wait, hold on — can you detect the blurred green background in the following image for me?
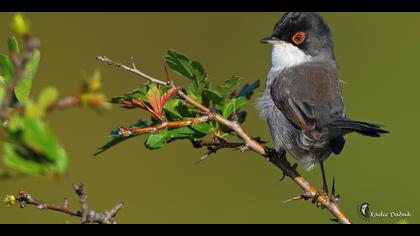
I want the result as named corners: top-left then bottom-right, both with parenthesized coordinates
top-left (0, 12), bottom-right (417, 224)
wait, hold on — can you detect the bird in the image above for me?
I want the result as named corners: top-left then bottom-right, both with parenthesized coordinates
top-left (258, 12), bottom-right (388, 194)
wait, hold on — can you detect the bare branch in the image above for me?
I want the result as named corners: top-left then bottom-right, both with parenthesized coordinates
top-left (97, 56), bottom-right (168, 86)
top-left (97, 56), bottom-right (352, 224)
top-left (8, 183), bottom-right (123, 224)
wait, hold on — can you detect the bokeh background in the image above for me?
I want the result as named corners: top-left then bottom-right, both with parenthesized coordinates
top-left (0, 12), bottom-right (417, 224)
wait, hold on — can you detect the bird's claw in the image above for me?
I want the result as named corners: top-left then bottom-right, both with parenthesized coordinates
top-left (329, 177), bottom-right (340, 203)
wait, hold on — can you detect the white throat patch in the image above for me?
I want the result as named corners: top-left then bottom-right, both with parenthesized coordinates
top-left (271, 42), bottom-right (312, 72)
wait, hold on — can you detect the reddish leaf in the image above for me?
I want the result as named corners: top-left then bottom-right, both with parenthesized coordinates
top-left (131, 98), bottom-right (146, 108)
top-left (160, 87), bottom-right (177, 107)
top-left (147, 85), bottom-right (163, 118)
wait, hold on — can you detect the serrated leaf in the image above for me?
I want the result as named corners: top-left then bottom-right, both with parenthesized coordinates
top-left (237, 80), bottom-right (260, 99)
top-left (164, 50), bottom-right (208, 99)
top-left (161, 87), bottom-right (177, 107)
top-left (8, 36), bottom-right (20, 55)
top-left (164, 50), bottom-right (206, 82)
top-left (147, 84), bottom-right (162, 117)
top-left (14, 49), bottom-right (41, 103)
top-left (222, 96), bottom-right (248, 118)
top-left (0, 54), bottom-right (15, 82)
top-left (216, 75), bottom-right (242, 99)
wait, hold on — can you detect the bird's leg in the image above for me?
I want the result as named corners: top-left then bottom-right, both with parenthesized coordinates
top-left (319, 160), bottom-right (329, 195)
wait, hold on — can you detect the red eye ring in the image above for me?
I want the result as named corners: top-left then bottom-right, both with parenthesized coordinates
top-left (292, 31), bottom-right (305, 45)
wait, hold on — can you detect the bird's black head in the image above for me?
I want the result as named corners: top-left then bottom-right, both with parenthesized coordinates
top-left (261, 12), bottom-right (335, 60)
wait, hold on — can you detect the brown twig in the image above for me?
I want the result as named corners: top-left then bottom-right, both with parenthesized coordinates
top-left (117, 115), bottom-right (211, 137)
top-left (10, 183), bottom-right (124, 224)
top-left (97, 56), bottom-right (352, 224)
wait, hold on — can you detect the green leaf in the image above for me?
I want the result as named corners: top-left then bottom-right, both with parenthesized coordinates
top-left (14, 49), bottom-right (41, 103)
top-left (8, 36), bottom-right (20, 55)
top-left (164, 50), bottom-right (206, 82)
top-left (202, 88), bottom-right (224, 108)
top-left (145, 123), bottom-right (211, 150)
top-left (95, 120), bottom-right (149, 156)
top-left (4, 117), bottom-right (68, 175)
top-left (38, 86), bottom-right (58, 110)
top-left (237, 80), bottom-right (261, 99)
top-left (144, 129), bottom-right (172, 150)
top-left (189, 122), bottom-right (212, 136)
top-left (216, 75), bottom-right (242, 99)
top-left (3, 143), bottom-right (44, 175)
top-left (164, 50), bottom-right (208, 99)
top-left (110, 85), bottom-right (149, 105)
top-left (0, 54), bottom-right (15, 82)
top-left (222, 96), bottom-right (248, 118)
top-left (163, 98), bottom-right (183, 119)
top-left (25, 86), bottom-right (59, 118)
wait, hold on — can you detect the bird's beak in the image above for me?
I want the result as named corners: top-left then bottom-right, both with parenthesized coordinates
top-left (260, 36), bottom-right (281, 44)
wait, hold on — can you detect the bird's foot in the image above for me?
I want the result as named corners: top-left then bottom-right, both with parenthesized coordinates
top-left (314, 178), bottom-right (341, 207)
top-left (311, 190), bottom-right (329, 209)
top-left (329, 177), bottom-right (340, 203)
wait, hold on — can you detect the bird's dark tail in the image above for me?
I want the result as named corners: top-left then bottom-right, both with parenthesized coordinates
top-left (330, 119), bottom-right (389, 137)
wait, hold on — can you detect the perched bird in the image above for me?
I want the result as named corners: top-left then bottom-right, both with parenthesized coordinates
top-left (258, 12), bottom-right (388, 193)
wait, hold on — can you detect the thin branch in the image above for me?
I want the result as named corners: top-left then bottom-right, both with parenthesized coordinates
top-left (8, 183), bottom-right (123, 224)
top-left (97, 56), bottom-right (352, 224)
top-left (117, 115), bottom-right (211, 137)
top-left (46, 95), bottom-right (105, 113)
top-left (47, 96), bottom-right (80, 112)
top-left (97, 56), bottom-right (168, 86)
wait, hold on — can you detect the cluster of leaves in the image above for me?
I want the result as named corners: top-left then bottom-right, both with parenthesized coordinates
top-left (0, 15), bottom-right (109, 178)
top-left (97, 50), bottom-right (260, 154)
top-left (0, 15), bottom-right (61, 176)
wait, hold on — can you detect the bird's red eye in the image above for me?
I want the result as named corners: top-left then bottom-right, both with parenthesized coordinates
top-left (292, 31), bottom-right (305, 45)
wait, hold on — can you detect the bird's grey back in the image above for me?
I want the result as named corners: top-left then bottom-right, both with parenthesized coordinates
top-left (271, 61), bottom-right (345, 128)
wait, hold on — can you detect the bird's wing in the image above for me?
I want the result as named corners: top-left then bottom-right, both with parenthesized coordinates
top-left (270, 61), bottom-right (345, 140)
